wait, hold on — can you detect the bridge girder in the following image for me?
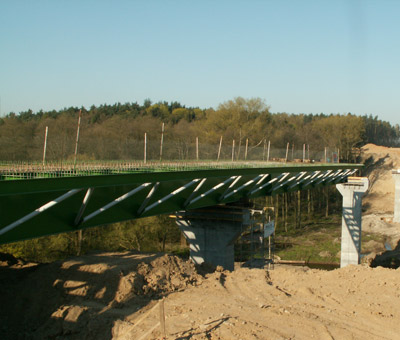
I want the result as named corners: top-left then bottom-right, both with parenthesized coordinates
top-left (0, 164), bottom-right (362, 244)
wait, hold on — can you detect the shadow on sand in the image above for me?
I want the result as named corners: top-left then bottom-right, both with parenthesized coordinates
top-left (0, 251), bottom-right (171, 340)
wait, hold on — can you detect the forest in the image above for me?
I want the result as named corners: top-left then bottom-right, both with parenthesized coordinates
top-left (0, 97), bottom-right (399, 262)
top-left (1, 97), bottom-right (399, 163)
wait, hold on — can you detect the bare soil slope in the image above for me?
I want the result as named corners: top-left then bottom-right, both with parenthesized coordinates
top-left (1, 252), bottom-right (400, 340)
top-left (359, 144), bottom-right (400, 249)
top-left (361, 143), bottom-right (400, 214)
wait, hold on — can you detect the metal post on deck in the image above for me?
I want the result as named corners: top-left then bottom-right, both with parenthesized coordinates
top-left (74, 110), bottom-right (82, 170)
top-left (160, 123), bottom-right (164, 161)
top-left (245, 138), bottom-right (249, 160)
top-left (144, 132), bottom-right (147, 164)
top-left (285, 142), bottom-right (289, 163)
top-left (42, 126), bottom-right (48, 166)
top-left (217, 136), bottom-right (223, 161)
top-left (196, 137), bottom-right (199, 161)
top-left (263, 139), bottom-right (266, 161)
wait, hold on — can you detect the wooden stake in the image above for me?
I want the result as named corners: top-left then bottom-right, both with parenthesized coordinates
top-left (128, 301), bottom-right (162, 340)
top-left (160, 123), bottom-right (164, 161)
top-left (42, 126), bottom-right (48, 166)
top-left (74, 110), bottom-right (82, 169)
top-left (232, 139), bottom-right (235, 162)
top-left (237, 129), bottom-right (242, 160)
top-left (285, 142), bottom-right (289, 163)
top-left (324, 147), bottom-right (327, 163)
top-left (144, 132), bottom-right (147, 164)
top-left (196, 137), bottom-right (199, 161)
top-left (267, 140), bottom-right (271, 162)
top-left (217, 136), bottom-right (222, 161)
top-left (263, 139), bottom-right (266, 161)
top-left (307, 144), bottom-right (310, 161)
top-left (244, 138), bottom-right (249, 160)
top-left (303, 144), bottom-right (305, 162)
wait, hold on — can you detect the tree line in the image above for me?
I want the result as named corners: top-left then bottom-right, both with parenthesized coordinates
top-left (1, 97), bottom-right (399, 162)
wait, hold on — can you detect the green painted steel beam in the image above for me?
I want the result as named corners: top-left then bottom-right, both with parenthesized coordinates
top-left (0, 163), bottom-right (363, 244)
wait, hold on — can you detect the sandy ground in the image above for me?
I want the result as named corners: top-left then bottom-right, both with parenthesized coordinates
top-left (1, 252), bottom-right (400, 340)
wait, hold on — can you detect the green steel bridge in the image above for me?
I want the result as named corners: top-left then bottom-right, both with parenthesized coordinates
top-left (0, 161), bottom-right (363, 245)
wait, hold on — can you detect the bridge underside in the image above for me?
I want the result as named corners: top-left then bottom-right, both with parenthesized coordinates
top-left (0, 164), bottom-right (361, 245)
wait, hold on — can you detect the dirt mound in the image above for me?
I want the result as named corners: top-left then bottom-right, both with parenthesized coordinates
top-left (117, 254), bottom-right (202, 301)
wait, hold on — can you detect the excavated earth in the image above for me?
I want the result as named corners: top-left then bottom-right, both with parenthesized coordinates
top-left (1, 252), bottom-right (400, 340)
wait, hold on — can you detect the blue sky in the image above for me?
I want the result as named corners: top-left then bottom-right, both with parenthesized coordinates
top-left (1, 0), bottom-right (399, 125)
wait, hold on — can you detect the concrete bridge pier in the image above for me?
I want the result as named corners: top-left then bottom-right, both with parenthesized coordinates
top-left (336, 177), bottom-right (369, 268)
top-left (392, 170), bottom-right (400, 223)
top-left (175, 206), bottom-right (250, 271)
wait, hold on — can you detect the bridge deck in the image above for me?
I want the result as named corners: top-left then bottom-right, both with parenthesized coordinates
top-left (0, 160), bottom-right (352, 180)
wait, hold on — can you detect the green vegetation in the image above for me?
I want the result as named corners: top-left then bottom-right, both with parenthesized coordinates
top-left (0, 215), bottom-right (183, 263)
top-left (275, 215), bottom-right (342, 263)
top-left (1, 97), bottom-right (399, 162)
top-left (274, 216), bottom-right (386, 264)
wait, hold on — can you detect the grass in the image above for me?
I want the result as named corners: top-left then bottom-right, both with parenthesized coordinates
top-left (171, 247), bottom-right (190, 259)
top-left (274, 214), bottom-right (387, 264)
top-left (274, 215), bottom-right (341, 263)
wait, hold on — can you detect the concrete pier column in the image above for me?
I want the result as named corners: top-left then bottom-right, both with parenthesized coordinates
top-left (336, 177), bottom-right (369, 268)
top-left (175, 206), bottom-right (249, 271)
top-left (392, 170), bottom-right (400, 223)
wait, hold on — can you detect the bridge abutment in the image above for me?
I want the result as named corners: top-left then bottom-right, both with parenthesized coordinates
top-left (336, 177), bottom-right (369, 268)
top-left (175, 206), bottom-right (249, 271)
